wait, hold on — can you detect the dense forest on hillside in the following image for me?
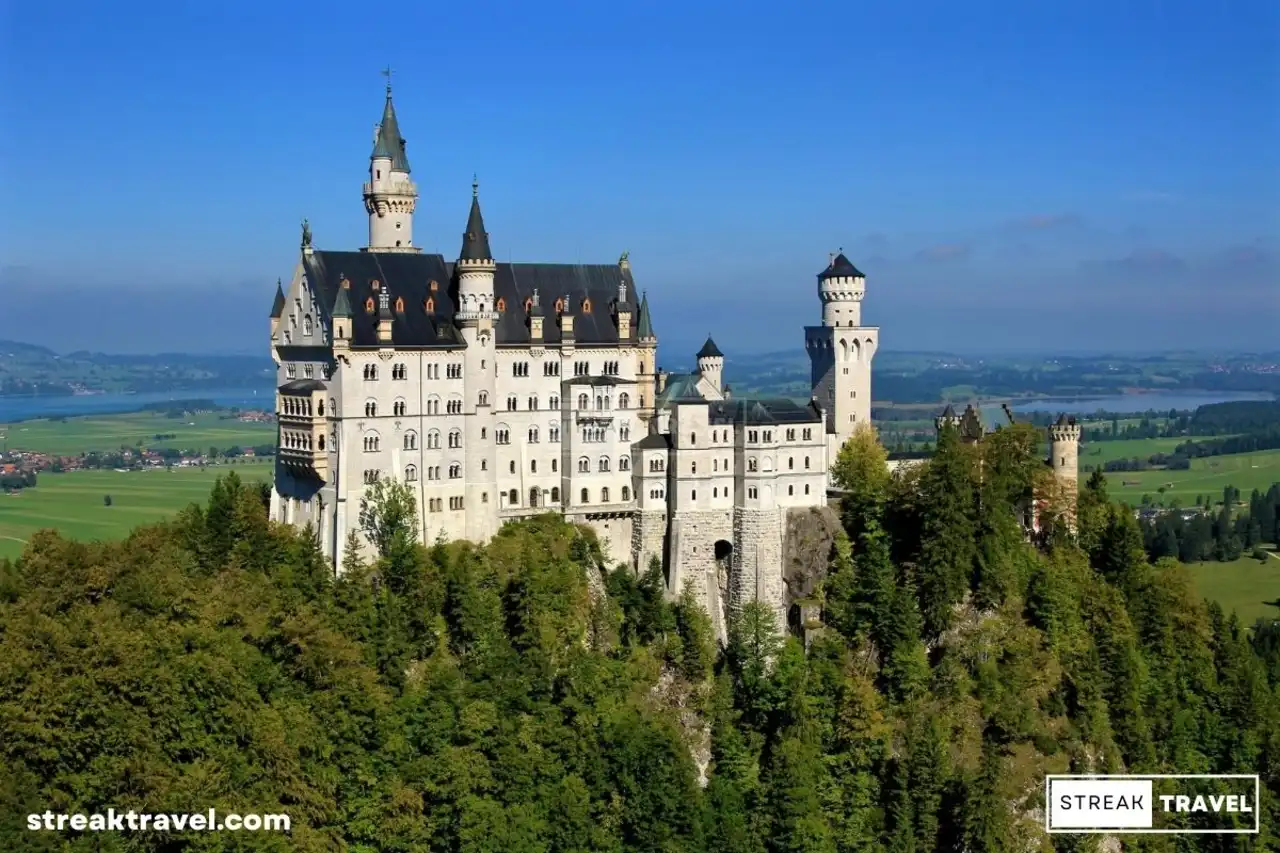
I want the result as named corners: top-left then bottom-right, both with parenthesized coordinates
top-left (1, 426), bottom-right (1279, 851)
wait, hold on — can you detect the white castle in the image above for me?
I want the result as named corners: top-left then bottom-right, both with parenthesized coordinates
top-left (269, 81), bottom-right (877, 636)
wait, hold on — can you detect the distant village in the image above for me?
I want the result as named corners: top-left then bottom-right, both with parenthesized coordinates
top-left (0, 409), bottom-right (275, 493)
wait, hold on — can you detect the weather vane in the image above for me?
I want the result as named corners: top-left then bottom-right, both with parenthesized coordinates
top-left (381, 66), bottom-right (393, 93)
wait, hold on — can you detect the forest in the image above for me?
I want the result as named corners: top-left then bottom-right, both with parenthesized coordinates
top-left (1, 423), bottom-right (1278, 851)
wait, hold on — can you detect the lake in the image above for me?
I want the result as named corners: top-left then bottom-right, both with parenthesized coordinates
top-left (0, 387), bottom-right (276, 422)
top-left (998, 391), bottom-right (1276, 417)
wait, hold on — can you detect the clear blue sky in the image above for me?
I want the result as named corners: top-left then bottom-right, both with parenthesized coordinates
top-left (0, 0), bottom-right (1275, 357)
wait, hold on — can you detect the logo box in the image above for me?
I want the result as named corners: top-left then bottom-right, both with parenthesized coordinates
top-left (1045, 775), bottom-right (1260, 835)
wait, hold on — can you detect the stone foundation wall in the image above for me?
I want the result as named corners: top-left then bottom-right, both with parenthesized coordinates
top-left (631, 510), bottom-right (668, 575)
top-left (731, 507), bottom-right (787, 628)
top-left (668, 509), bottom-right (733, 612)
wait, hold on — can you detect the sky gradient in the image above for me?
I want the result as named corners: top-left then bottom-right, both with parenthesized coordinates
top-left (0, 0), bottom-right (1276, 357)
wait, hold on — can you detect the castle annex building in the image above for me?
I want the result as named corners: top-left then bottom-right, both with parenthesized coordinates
top-left (269, 82), bottom-right (878, 636)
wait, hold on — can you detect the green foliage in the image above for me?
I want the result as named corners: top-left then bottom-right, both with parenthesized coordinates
top-left (4, 422), bottom-right (1280, 852)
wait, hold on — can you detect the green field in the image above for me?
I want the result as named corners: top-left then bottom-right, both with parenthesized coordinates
top-left (0, 411), bottom-right (275, 455)
top-left (1102, 448), bottom-right (1280, 506)
top-left (1081, 437), bottom-right (1188, 465)
top-left (0, 462), bottom-right (274, 560)
top-left (1186, 550), bottom-right (1280, 626)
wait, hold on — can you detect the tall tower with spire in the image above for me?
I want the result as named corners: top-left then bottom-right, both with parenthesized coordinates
top-left (805, 252), bottom-right (879, 466)
top-left (455, 179), bottom-right (500, 541)
top-left (363, 73), bottom-right (419, 253)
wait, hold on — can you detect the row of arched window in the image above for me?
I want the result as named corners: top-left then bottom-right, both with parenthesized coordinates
top-left (506, 394), bottom-right (562, 411)
top-left (281, 430), bottom-right (324, 451)
top-left (281, 397), bottom-right (318, 417)
top-left (576, 456), bottom-right (630, 473)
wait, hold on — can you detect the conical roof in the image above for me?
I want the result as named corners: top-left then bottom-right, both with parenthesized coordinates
top-left (697, 337), bottom-right (724, 359)
top-left (459, 181), bottom-right (493, 261)
top-left (370, 86), bottom-right (411, 173)
top-left (270, 279), bottom-right (286, 318)
top-left (818, 252), bottom-right (865, 280)
top-left (332, 285), bottom-right (353, 318)
top-left (637, 292), bottom-right (655, 339)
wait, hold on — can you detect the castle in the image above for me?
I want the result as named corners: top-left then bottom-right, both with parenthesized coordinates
top-left (268, 81), bottom-right (876, 635)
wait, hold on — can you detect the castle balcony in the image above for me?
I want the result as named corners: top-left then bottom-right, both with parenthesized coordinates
top-left (362, 180), bottom-right (416, 197)
top-left (573, 411), bottom-right (615, 425)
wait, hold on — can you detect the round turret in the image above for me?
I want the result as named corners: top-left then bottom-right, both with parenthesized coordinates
top-left (818, 252), bottom-right (866, 328)
top-left (1048, 414), bottom-right (1082, 484)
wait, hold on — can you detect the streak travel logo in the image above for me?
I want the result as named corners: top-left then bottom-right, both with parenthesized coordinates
top-left (1046, 775), bottom-right (1260, 835)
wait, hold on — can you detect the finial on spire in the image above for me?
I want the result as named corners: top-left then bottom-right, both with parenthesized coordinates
top-left (472, 174), bottom-right (479, 198)
top-left (381, 65), bottom-right (393, 95)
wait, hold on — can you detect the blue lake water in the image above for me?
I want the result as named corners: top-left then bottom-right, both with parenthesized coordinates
top-left (0, 387), bottom-right (277, 422)
top-left (998, 391), bottom-right (1275, 417)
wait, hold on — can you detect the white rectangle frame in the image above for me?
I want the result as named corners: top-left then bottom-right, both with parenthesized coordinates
top-left (1044, 774), bottom-right (1260, 834)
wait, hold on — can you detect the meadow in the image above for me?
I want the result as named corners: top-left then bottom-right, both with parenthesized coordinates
top-left (0, 411), bottom-right (275, 455)
top-left (1080, 437), bottom-right (1188, 465)
top-left (0, 461), bottom-right (274, 560)
top-left (1101, 448), bottom-right (1280, 506)
top-left (1185, 549), bottom-right (1280, 626)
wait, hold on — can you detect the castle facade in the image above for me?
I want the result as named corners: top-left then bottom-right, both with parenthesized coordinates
top-left (269, 83), bottom-right (877, 634)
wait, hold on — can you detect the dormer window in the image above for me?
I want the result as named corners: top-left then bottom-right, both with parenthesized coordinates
top-left (365, 297), bottom-right (375, 314)
top-left (524, 298), bottom-right (533, 313)
top-left (429, 280), bottom-right (439, 292)
top-left (555, 298), bottom-right (565, 313)
top-left (371, 279), bottom-right (381, 292)
top-left (496, 297), bottom-right (506, 312)
top-left (581, 298), bottom-right (592, 313)
top-left (424, 296), bottom-right (435, 313)
top-left (394, 296), bottom-right (405, 313)
top-left (340, 277), bottom-right (351, 289)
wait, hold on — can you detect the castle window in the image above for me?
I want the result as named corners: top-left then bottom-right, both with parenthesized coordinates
top-left (392, 363), bottom-right (406, 380)
top-left (405, 465), bottom-right (418, 482)
top-left (371, 280), bottom-right (380, 291)
top-left (496, 429), bottom-right (510, 445)
top-left (427, 430), bottom-right (440, 449)
top-left (481, 460), bottom-right (487, 471)
top-left (365, 401), bottom-right (378, 417)
top-left (691, 462), bottom-right (697, 474)
top-left (507, 395), bottom-right (518, 411)
top-left (599, 456), bottom-right (610, 472)
top-left (580, 488), bottom-right (589, 504)
top-left (496, 297), bottom-right (506, 312)
top-left (363, 433), bottom-right (380, 452)
top-left (577, 393), bottom-right (589, 409)
top-left (531, 460), bottom-right (537, 473)
top-left (549, 423), bottom-right (560, 442)
top-left (528, 426), bottom-right (539, 443)
top-left (619, 392), bottom-right (630, 409)
top-left (479, 391), bottom-right (488, 406)
top-left (551, 487), bottom-right (560, 503)
top-left (804, 456), bottom-right (810, 469)
top-left (578, 457), bottom-right (590, 473)
top-left (429, 280), bottom-right (439, 292)
top-left (581, 298), bottom-right (592, 313)
top-left (805, 484), bottom-right (811, 495)
top-left (286, 364), bottom-right (296, 379)
top-left (363, 364), bottom-right (378, 381)
top-left (317, 397), bottom-right (325, 415)
top-left (447, 364), bottom-right (462, 379)
top-left (509, 488), bottom-right (519, 506)
top-left (394, 297), bottom-right (405, 313)
top-left (449, 463), bottom-right (461, 479)
top-left (713, 487), bottom-right (718, 498)
top-left (551, 458), bottom-right (558, 473)
top-left (619, 456), bottom-right (630, 471)
top-left (363, 470), bottom-right (381, 484)
top-left (691, 489), bottom-right (696, 501)
top-left (450, 496), bottom-right (464, 510)
top-left (748, 458), bottom-right (758, 472)
top-left (449, 430), bottom-right (462, 449)
top-left (786, 429), bottom-right (795, 441)
top-left (788, 457), bottom-right (794, 470)
top-left (690, 433), bottom-right (696, 445)
top-left (303, 315), bottom-right (313, 335)
top-left (447, 399), bottom-right (462, 414)
top-left (788, 485), bottom-right (794, 496)
top-left (365, 297), bottom-right (375, 313)
top-left (424, 297), bottom-right (435, 313)
top-left (622, 486), bottom-right (630, 502)
top-left (620, 424), bottom-right (630, 441)
top-left (713, 459), bottom-right (718, 472)
top-left (393, 400), bottom-right (406, 416)
top-left (748, 487), bottom-right (758, 499)
top-left (525, 298), bottom-right (533, 313)
top-left (601, 487), bottom-right (610, 503)
top-left (555, 298), bottom-right (565, 313)
top-left (528, 396), bottom-right (538, 410)
top-left (509, 460), bottom-right (516, 474)
top-left (404, 431), bottom-right (417, 450)
top-left (803, 428), bottom-right (812, 440)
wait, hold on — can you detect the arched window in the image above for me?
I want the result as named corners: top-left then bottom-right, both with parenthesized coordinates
top-left (528, 395), bottom-right (538, 410)
top-left (529, 487), bottom-right (539, 507)
top-left (424, 296), bottom-right (435, 313)
top-left (508, 488), bottom-right (519, 505)
top-left (405, 465), bottom-right (418, 482)
top-left (528, 426), bottom-right (539, 443)
top-left (317, 399), bottom-right (325, 416)
top-left (691, 462), bottom-right (697, 474)
top-left (581, 297), bottom-right (592, 313)
top-left (394, 296), bottom-right (405, 313)
top-left (507, 395), bottom-right (518, 411)
top-left (449, 430), bottom-right (462, 449)
top-left (365, 400), bottom-right (378, 417)
top-left (509, 460), bottom-right (516, 474)
top-left (363, 432), bottom-right (380, 452)
top-left (622, 486), bottom-right (630, 502)
top-left (393, 399), bottom-right (406, 416)
top-left (601, 487), bottom-right (610, 502)
top-left (619, 392), bottom-right (629, 409)
top-left (804, 456), bottom-right (811, 469)
top-left (551, 487), bottom-right (560, 503)
top-left (303, 314), bottom-right (313, 335)
top-left (329, 397), bottom-right (335, 414)
top-left (449, 463), bottom-right (461, 479)
top-left (365, 297), bottom-right (375, 313)
top-left (578, 457), bottom-right (590, 473)
top-left (549, 394), bottom-right (560, 409)
top-left (404, 431), bottom-right (417, 450)
top-left (318, 434), bottom-right (325, 450)
top-left (599, 456), bottom-right (610, 472)
top-left (478, 391), bottom-right (488, 406)
top-left (580, 488), bottom-right (589, 504)
top-left (577, 393), bottom-right (589, 409)
top-left (427, 430), bottom-right (440, 449)
top-left (690, 433), bottom-right (696, 445)
top-left (619, 456), bottom-right (630, 471)
top-left (496, 297), bottom-right (506, 312)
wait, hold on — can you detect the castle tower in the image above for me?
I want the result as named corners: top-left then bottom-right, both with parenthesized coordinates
top-left (363, 79), bottom-right (419, 253)
top-left (1049, 413), bottom-right (1082, 493)
top-left (696, 337), bottom-right (724, 395)
top-left (805, 252), bottom-right (878, 465)
top-left (934, 403), bottom-right (961, 434)
top-left (269, 279), bottom-right (285, 342)
top-left (636, 291), bottom-right (659, 427)
top-left (455, 180), bottom-right (499, 540)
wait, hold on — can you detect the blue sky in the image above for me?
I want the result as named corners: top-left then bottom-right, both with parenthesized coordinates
top-left (0, 0), bottom-right (1275, 357)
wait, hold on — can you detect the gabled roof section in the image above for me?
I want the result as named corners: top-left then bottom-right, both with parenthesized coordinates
top-left (270, 279), bottom-right (286, 318)
top-left (697, 337), bottom-right (723, 359)
top-left (706, 397), bottom-right (824, 426)
top-left (370, 86), bottom-right (411, 173)
top-left (818, 252), bottom-right (865, 280)
top-left (637, 291), bottom-right (655, 338)
top-left (460, 182), bottom-right (493, 261)
top-left (940, 403), bottom-right (957, 418)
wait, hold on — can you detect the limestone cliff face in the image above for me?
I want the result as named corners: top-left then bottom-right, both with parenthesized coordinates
top-left (781, 506), bottom-right (841, 604)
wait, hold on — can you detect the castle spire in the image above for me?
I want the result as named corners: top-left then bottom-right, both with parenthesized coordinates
top-left (637, 291), bottom-right (655, 339)
top-left (370, 72), bottom-right (411, 174)
top-left (459, 179), bottom-right (493, 261)
top-left (270, 278), bottom-right (285, 319)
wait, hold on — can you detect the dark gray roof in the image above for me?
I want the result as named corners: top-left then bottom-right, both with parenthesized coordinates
top-left (370, 88), bottom-right (411, 173)
top-left (818, 252), bottom-right (865, 281)
top-left (270, 280), bottom-right (286, 318)
top-left (459, 186), bottom-right (492, 261)
top-left (302, 250), bottom-right (637, 348)
top-left (634, 433), bottom-right (672, 450)
top-left (637, 292), bottom-right (655, 339)
top-left (696, 337), bottom-right (724, 359)
top-left (708, 397), bottom-right (823, 426)
top-left (940, 403), bottom-right (957, 418)
top-left (332, 285), bottom-right (353, 318)
top-left (279, 379), bottom-right (326, 394)
top-left (565, 375), bottom-right (631, 386)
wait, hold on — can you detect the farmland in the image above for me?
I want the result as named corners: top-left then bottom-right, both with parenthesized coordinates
top-left (1101, 447), bottom-right (1280, 506)
top-left (1185, 549), bottom-right (1280, 626)
top-left (0, 462), bottom-right (274, 560)
top-left (0, 410), bottom-right (275, 456)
